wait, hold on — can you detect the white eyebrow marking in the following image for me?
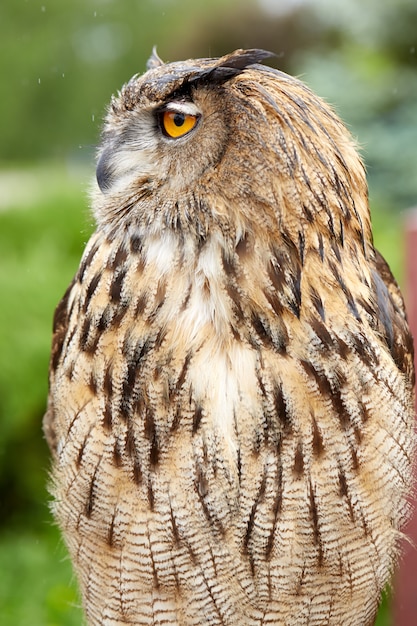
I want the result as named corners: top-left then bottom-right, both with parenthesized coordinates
top-left (164, 101), bottom-right (201, 116)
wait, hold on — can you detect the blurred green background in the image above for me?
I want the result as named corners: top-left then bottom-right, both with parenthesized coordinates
top-left (1, 0), bottom-right (416, 623)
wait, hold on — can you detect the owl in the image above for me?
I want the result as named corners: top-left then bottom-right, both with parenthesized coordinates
top-left (44, 49), bottom-right (415, 626)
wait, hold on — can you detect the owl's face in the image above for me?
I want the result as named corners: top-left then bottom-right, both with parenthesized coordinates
top-left (93, 48), bottom-right (370, 247)
top-left (96, 62), bottom-right (230, 197)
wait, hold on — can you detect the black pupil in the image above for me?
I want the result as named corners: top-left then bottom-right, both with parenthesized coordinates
top-left (173, 113), bottom-right (185, 127)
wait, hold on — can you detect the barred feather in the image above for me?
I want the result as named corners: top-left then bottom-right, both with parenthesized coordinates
top-left (44, 49), bottom-right (415, 626)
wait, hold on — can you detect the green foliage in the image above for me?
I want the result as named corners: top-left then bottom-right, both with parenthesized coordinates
top-left (1, 0), bottom-right (246, 163)
top-left (375, 591), bottom-right (393, 626)
top-left (0, 165), bottom-right (93, 526)
top-left (2, 0), bottom-right (416, 210)
top-left (0, 526), bottom-right (82, 625)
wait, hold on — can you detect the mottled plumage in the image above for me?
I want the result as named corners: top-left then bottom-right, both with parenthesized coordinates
top-left (44, 49), bottom-right (415, 626)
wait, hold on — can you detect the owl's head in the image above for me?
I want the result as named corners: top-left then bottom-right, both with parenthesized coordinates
top-left (93, 48), bottom-right (370, 248)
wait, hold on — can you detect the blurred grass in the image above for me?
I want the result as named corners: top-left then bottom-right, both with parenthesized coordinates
top-left (0, 164), bottom-right (93, 526)
top-left (0, 526), bottom-right (83, 626)
top-left (0, 163), bottom-right (90, 624)
top-left (0, 163), bottom-right (403, 624)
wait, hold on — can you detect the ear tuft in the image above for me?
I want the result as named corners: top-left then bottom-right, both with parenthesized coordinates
top-left (188, 48), bottom-right (276, 87)
top-left (217, 48), bottom-right (276, 71)
top-left (147, 47), bottom-right (164, 71)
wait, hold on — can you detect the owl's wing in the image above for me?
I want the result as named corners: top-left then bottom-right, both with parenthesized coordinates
top-left (372, 249), bottom-right (415, 385)
top-left (43, 277), bottom-right (77, 457)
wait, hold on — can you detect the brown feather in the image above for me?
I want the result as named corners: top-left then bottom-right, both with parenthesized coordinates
top-left (44, 49), bottom-right (415, 626)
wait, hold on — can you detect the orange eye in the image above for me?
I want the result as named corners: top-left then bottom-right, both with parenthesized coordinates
top-left (161, 110), bottom-right (199, 138)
